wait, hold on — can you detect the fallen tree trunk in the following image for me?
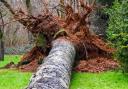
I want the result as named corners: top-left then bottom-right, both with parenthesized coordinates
top-left (27, 38), bottom-right (76, 89)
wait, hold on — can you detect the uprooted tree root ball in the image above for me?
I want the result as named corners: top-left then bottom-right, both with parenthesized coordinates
top-left (74, 57), bottom-right (119, 73)
top-left (1, 0), bottom-right (119, 72)
top-left (17, 46), bottom-right (45, 72)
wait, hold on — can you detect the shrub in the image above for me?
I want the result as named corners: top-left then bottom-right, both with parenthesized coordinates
top-left (106, 0), bottom-right (128, 72)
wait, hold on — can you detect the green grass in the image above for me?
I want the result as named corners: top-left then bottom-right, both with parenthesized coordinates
top-left (0, 55), bottom-right (128, 89)
top-left (0, 69), bottom-right (31, 89)
top-left (0, 55), bottom-right (32, 89)
top-left (0, 55), bottom-right (21, 67)
top-left (70, 72), bottom-right (128, 89)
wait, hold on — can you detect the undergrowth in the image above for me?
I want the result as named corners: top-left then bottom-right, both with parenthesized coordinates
top-left (106, 0), bottom-right (128, 72)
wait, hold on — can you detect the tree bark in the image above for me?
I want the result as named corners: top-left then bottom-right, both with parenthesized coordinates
top-left (0, 9), bottom-right (4, 61)
top-left (0, 37), bottom-right (4, 61)
top-left (60, 0), bottom-right (64, 18)
top-left (27, 38), bottom-right (76, 89)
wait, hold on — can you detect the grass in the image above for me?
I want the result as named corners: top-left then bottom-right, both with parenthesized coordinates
top-left (0, 69), bottom-right (31, 89)
top-left (0, 55), bottom-right (22, 67)
top-left (0, 55), bottom-right (32, 89)
top-left (70, 72), bottom-right (128, 89)
top-left (0, 55), bottom-right (128, 89)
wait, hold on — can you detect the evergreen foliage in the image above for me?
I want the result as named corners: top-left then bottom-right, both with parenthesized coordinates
top-left (106, 0), bottom-right (128, 72)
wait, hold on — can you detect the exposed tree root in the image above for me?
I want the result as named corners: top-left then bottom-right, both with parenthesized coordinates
top-left (74, 57), bottom-right (119, 73)
top-left (19, 47), bottom-right (45, 65)
top-left (19, 59), bottom-right (40, 72)
top-left (17, 46), bottom-right (46, 72)
top-left (1, 0), bottom-right (119, 73)
top-left (0, 62), bottom-right (16, 69)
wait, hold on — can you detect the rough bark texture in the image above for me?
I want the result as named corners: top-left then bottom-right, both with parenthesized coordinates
top-left (0, 8), bottom-right (4, 61)
top-left (0, 39), bottom-right (4, 61)
top-left (27, 38), bottom-right (76, 89)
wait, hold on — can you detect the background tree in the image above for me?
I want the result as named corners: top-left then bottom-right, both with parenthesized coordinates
top-left (0, 5), bottom-right (4, 61)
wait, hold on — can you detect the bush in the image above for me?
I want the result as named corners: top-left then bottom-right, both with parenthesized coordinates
top-left (106, 0), bottom-right (128, 72)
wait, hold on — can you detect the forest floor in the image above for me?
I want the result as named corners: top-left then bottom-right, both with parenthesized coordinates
top-left (0, 55), bottom-right (128, 89)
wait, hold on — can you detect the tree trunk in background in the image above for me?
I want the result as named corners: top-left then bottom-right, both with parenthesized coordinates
top-left (60, 0), bottom-right (64, 18)
top-left (27, 38), bottom-right (76, 89)
top-left (0, 38), bottom-right (4, 61)
top-left (25, 0), bottom-right (34, 44)
top-left (25, 0), bottom-right (31, 14)
top-left (0, 10), bottom-right (4, 61)
top-left (0, 28), bottom-right (4, 61)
